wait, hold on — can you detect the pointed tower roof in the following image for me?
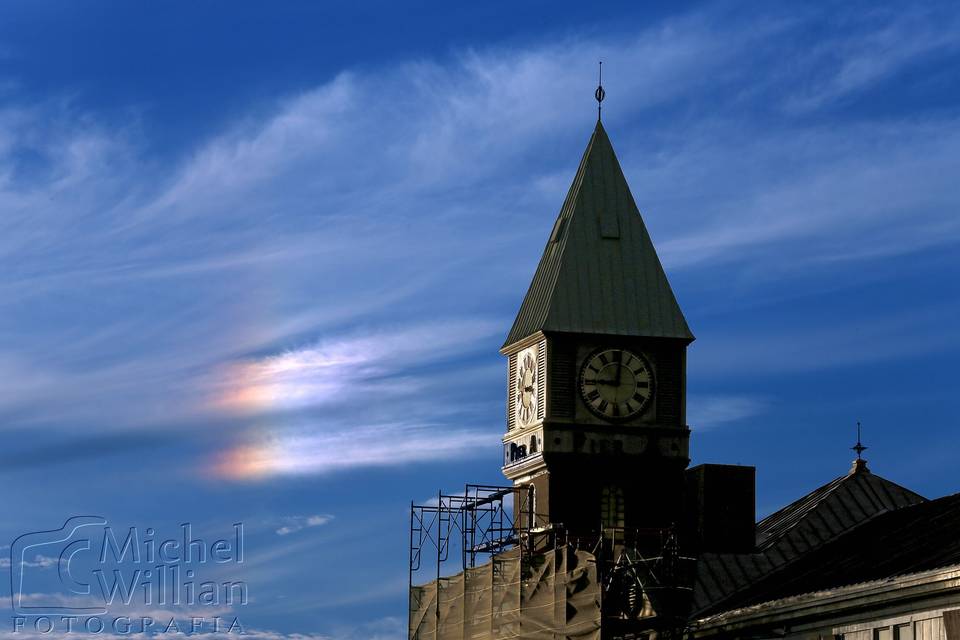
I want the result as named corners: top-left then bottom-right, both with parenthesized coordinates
top-left (503, 121), bottom-right (693, 350)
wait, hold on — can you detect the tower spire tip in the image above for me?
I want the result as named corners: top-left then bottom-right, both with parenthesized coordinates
top-left (595, 61), bottom-right (605, 121)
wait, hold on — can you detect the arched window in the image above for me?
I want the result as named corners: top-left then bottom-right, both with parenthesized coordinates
top-left (601, 485), bottom-right (625, 529)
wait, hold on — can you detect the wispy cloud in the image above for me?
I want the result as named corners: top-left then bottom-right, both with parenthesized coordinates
top-left (783, 5), bottom-right (960, 111)
top-left (0, 2), bottom-right (957, 484)
top-left (214, 423), bottom-right (493, 480)
top-left (210, 320), bottom-right (498, 415)
top-left (651, 119), bottom-right (960, 271)
top-left (0, 554), bottom-right (57, 569)
top-left (204, 320), bottom-right (500, 479)
top-left (692, 306), bottom-right (960, 376)
top-left (11, 593), bottom-right (235, 623)
top-left (2, 3), bottom-right (959, 638)
top-left (688, 396), bottom-right (768, 430)
top-left (274, 515), bottom-right (334, 536)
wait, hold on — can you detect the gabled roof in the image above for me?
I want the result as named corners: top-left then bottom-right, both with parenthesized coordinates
top-left (693, 462), bottom-right (927, 615)
top-left (755, 461), bottom-right (925, 556)
top-left (502, 121), bottom-right (693, 350)
top-left (735, 490), bottom-right (960, 607)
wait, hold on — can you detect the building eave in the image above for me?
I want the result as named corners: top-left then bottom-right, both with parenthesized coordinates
top-left (691, 563), bottom-right (960, 637)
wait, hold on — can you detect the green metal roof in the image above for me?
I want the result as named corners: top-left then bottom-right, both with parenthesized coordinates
top-left (503, 121), bottom-right (694, 350)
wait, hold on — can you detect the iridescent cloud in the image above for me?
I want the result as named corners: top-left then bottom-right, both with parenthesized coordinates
top-left (213, 424), bottom-right (493, 480)
top-left (209, 320), bottom-right (498, 415)
top-left (208, 320), bottom-right (500, 479)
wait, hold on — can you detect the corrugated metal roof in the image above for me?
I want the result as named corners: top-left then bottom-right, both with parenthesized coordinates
top-left (755, 464), bottom-right (924, 555)
top-left (692, 553), bottom-right (773, 614)
top-left (502, 121), bottom-right (693, 350)
top-left (693, 464), bottom-right (928, 615)
top-left (724, 490), bottom-right (960, 610)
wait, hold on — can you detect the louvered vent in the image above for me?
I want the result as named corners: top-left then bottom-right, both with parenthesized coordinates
top-left (537, 338), bottom-right (546, 421)
top-left (507, 353), bottom-right (517, 431)
top-left (550, 344), bottom-right (575, 418)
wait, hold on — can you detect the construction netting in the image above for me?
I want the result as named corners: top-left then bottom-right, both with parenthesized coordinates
top-left (409, 546), bottom-right (601, 640)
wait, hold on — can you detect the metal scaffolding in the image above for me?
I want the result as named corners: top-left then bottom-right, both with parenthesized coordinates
top-left (409, 483), bottom-right (540, 637)
top-left (409, 486), bottom-right (697, 639)
top-left (410, 484), bottom-right (535, 582)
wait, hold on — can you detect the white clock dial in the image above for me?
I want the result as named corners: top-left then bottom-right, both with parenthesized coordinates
top-left (579, 348), bottom-right (654, 420)
top-left (515, 346), bottom-right (538, 426)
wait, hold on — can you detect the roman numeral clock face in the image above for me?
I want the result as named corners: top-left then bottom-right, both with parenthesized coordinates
top-left (579, 348), bottom-right (654, 420)
top-left (515, 347), bottom-right (538, 426)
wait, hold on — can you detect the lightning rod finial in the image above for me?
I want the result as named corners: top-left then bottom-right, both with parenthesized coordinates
top-left (595, 61), bottom-right (605, 121)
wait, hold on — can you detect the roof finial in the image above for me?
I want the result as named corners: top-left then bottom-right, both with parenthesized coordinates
top-left (852, 421), bottom-right (867, 459)
top-left (849, 421), bottom-right (870, 474)
top-left (595, 61), bottom-right (605, 121)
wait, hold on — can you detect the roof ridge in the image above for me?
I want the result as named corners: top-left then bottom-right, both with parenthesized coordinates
top-left (500, 124), bottom-right (598, 350)
top-left (756, 470), bottom-right (926, 551)
top-left (756, 474), bottom-right (847, 547)
top-left (859, 467), bottom-right (927, 503)
top-left (533, 125), bottom-right (598, 337)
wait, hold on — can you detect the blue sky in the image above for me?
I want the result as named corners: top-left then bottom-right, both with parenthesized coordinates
top-left (0, 1), bottom-right (959, 638)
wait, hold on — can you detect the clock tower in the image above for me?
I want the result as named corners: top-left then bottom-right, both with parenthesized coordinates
top-left (501, 120), bottom-right (694, 544)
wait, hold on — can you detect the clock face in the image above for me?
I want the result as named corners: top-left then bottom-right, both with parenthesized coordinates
top-left (515, 347), bottom-right (538, 426)
top-left (579, 348), bottom-right (654, 420)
